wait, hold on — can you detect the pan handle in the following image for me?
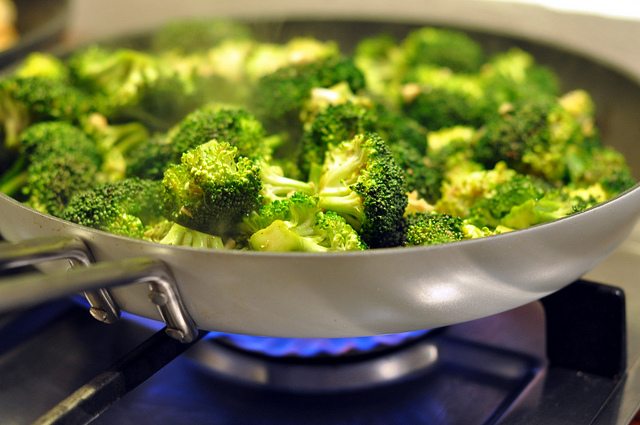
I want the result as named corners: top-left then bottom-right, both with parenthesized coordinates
top-left (0, 235), bottom-right (199, 343)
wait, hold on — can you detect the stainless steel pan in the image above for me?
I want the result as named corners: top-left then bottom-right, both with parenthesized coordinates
top-left (1, 20), bottom-right (639, 340)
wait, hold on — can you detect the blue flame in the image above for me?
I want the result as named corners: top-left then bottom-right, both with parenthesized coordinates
top-left (205, 330), bottom-right (431, 357)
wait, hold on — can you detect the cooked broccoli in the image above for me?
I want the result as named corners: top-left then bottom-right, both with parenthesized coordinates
top-left (316, 132), bottom-right (407, 248)
top-left (13, 52), bottom-right (70, 81)
top-left (473, 95), bottom-right (587, 185)
top-left (127, 103), bottom-right (272, 180)
top-left (148, 221), bottom-right (226, 249)
top-left (353, 32), bottom-right (403, 99)
top-left (61, 178), bottom-right (165, 239)
top-left (243, 192), bottom-right (366, 252)
top-left (149, 18), bottom-right (254, 54)
top-left (0, 121), bottom-right (101, 216)
top-left (162, 140), bottom-right (262, 237)
top-left (250, 56), bottom-right (366, 134)
top-left (257, 158), bottom-right (316, 203)
top-left (81, 113), bottom-right (150, 182)
top-left (403, 211), bottom-right (467, 246)
top-left (0, 76), bottom-right (97, 151)
top-left (399, 27), bottom-right (485, 74)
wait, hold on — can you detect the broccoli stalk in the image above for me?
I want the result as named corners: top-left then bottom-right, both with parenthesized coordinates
top-left (317, 132), bottom-right (407, 248)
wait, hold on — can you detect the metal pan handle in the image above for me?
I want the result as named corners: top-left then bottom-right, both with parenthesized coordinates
top-left (0, 235), bottom-right (198, 343)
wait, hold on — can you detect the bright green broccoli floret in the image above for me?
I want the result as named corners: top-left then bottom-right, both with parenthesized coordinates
top-left (257, 158), bottom-right (316, 203)
top-left (162, 139), bottom-right (262, 237)
top-left (243, 192), bottom-right (366, 252)
top-left (147, 221), bottom-right (226, 249)
top-left (13, 52), bottom-right (70, 81)
top-left (127, 103), bottom-right (272, 180)
top-left (61, 178), bottom-right (165, 239)
top-left (353, 32), bottom-right (404, 99)
top-left (403, 212), bottom-right (467, 246)
top-left (317, 132), bottom-right (407, 248)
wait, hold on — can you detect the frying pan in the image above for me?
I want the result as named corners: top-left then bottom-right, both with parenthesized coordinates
top-left (0, 20), bottom-right (639, 341)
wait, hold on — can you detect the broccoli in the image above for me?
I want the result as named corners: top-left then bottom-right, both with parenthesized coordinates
top-left (0, 121), bottom-right (101, 216)
top-left (299, 101), bottom-right (376, 179)
top-left (388, 139), bottom-right (443, 205)
top-left (250, 56), bottom-right (366, 134)
top-left (353, 32), bottom-right (404, 99)
top-left (127, 103), bottom-right (272, 180)
top-left (13, 52), bottom-right (70, 81)
top-left (81, 113), bottom-right (150, 182)
top-left (316, 132), bottom-right (407, 248)
top-left (147, 221), bottom-right (226, 249)
top-left (403, 211), bottom-right (467, 246)
top-left (0, 76), bottom-right (97, 151)
top-left (399, 27), bottom-right (486, 74)
top-left (257, 158), bottom-right (316, 203)
top-left (399, 67), bottom-right (486, 131)
top-left (473, 96), bottom-right (588, 185)
top-left (242, 192), bottom-right (366, 252)
top-left (61, 178), bottom-right (165, 239)
top-left (162, 140), bottom-right (262, 237)
top-left (149, 18), bottom-right (254, 54)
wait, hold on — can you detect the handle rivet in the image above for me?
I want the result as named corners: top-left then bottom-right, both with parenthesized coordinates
top-left (89, 307), bottom-right (109, 322)
top-left (149, 290), bottom-right (168, 306)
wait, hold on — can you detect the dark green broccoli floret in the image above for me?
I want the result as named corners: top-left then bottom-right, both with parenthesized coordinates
top-left (0, 76), bottom-right (97, 151)
top-left (162, 139), bottom-right (262, 237)
top-left (61, 178), bottom-right (165, 239)
top-left (388, 139), bottom-right (443, 205)
top-left (316, 132), bottom-right (407, 248)
top-left (399, 27), bottom-right (486, 74)
top-left (251, 56), bottom-right (366, 132)
top-left (127, 103), bottom-right (272, 180)
top-left (242, 192), bottom-right (366, 252)
top-left (0, 121), bottom-right (101, 216)
top-left (474, 96), bottom-right (587, 185)
top-left (403, 212), bottom-right (467, 246)
top-left (149, 18), bottom-right (254, 54)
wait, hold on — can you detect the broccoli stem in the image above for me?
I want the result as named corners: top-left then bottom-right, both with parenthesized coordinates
top-left (249, 220), bottom-right (328, 252)
top-left (317, 191), bottom-right (366, 230)
top-left (0, 170), bottom-right (27, 197)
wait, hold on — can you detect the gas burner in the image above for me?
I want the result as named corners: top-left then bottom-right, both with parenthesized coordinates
top-left (205, 330), bottom-right (431, 357)
top-left (185, 305), bottom-right (546, 393)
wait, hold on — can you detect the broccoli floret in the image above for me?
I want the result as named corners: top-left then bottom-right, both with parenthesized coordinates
top-left (466, 172), bottom-right (548, 228)
top-left (81, 113), bottom-right (150, 182)
top-left (479, 47), bottom-right (560, 107)
top-left (473, 96), bottom-right (585, 184)
top-left (257, 158), bottom-right (316, 203)
top-left (61, 178), bottom-right (165, 239)
top-left (244, 37), bottom-right (341, 83)
top-left (403, 211), bottom-right (467, 246)
top-left (400, 67), bottom-right (486, 131)
top-left (399, 27), bottom-right (486, 74)
top-left (68, 45), bottom-right (164, 115)
top-left (149, 18), bottom-right (254, 54)
top-left (388, 139), bottom-right (443, 205)
top-left (151, 221), bottom-right (226, 249)
top-left (316, 132), bottom-right (407, 248)
top-left (243, 192), bottom-right (366, 252)
top-left (251, 56), bottom-right (366, 131)
top-left (162, 140), bottom-right (262, 237)
top-left (13, 52), bottom-right (70, 81)
top-left (0, 76), bottom-right (97, 151)
top-left (127, 103), bottom-right (271, 180)
top-left (299, 101), bottom-right (376, 178)
top-left (0, 121), bottom-right (101, 216)
top-left (353, 32), bottom-right (404, 99)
